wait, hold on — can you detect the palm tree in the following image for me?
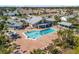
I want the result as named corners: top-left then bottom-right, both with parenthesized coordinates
top-left (57, 30), bottom-right (64, 40)
top-left (54, 39), bottom-right (63, 47)
top-left (49, 48), bottom-right (62, 54)
top-left (45, 43), bottom-right (62, 54)
top-left (57, 29), bottom-right (79, 49)
top-left (30, 49), bottom-right (46, 54)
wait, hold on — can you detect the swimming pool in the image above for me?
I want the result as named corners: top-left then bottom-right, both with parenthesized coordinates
top-left (24, 28), bottom-right (56, 40)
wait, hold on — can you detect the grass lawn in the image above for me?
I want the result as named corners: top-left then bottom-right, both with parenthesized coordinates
top-left (73, 46), bottom-right (79, 54)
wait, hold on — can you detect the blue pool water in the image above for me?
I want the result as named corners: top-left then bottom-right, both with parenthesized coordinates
top-left (24, 28), bottom-right (56, 40)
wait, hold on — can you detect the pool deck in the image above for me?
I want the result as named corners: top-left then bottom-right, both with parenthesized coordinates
top-left (13, 26), bottom-right (59, 53)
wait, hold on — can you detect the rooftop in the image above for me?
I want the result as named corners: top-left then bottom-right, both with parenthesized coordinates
top-left (26, 16), bottom-right (55, 25)
top-left (26, 16), bottom-right (42, 24)
top-left (7, 19), bottom-right (23, 27)
top-left (58, 22), bottom-right (72, 27)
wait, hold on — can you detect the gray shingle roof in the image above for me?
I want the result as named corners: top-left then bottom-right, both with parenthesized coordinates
top-left (26, 16), bottom-right (54, 24)
top-left (26, 16), bottom-right (42, 24)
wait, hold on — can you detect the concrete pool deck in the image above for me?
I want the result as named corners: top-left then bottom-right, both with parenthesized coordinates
top-left (13, 26), bottom-right (59, 53)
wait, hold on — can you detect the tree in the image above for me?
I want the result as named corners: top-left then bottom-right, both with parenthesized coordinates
top-left (49, 48), bottom-right (62, 54)
top-left (22, 20), bottom-right (29, 28)
top-left (54, 15), bottom-right (60, 22)
top-left (0, 16), bottom-right (15, 54)
top-left (54, 39), bottom-right (63, 47)
top-left (57, 29), bottom-right (79, 49)
top-left (57, 30), bottom-right (65, 40)
top-left (30, 49), bottom-right (46, 54)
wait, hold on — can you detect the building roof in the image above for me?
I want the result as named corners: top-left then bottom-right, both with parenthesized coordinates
top-left (60, 17), bottom-right (67, 21)
top-left (26, 16), bottom-right (54, 24)
top-left (58, 22), bottom-right (72, 27)
top-left (7, 19), bottom-right (23, 27)
top-left (26, 16), bottom-right (42, 24)
top-left (64, 15), bottom-right (76, 19)
top-left (46, 18), bottom-right (55, 21)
